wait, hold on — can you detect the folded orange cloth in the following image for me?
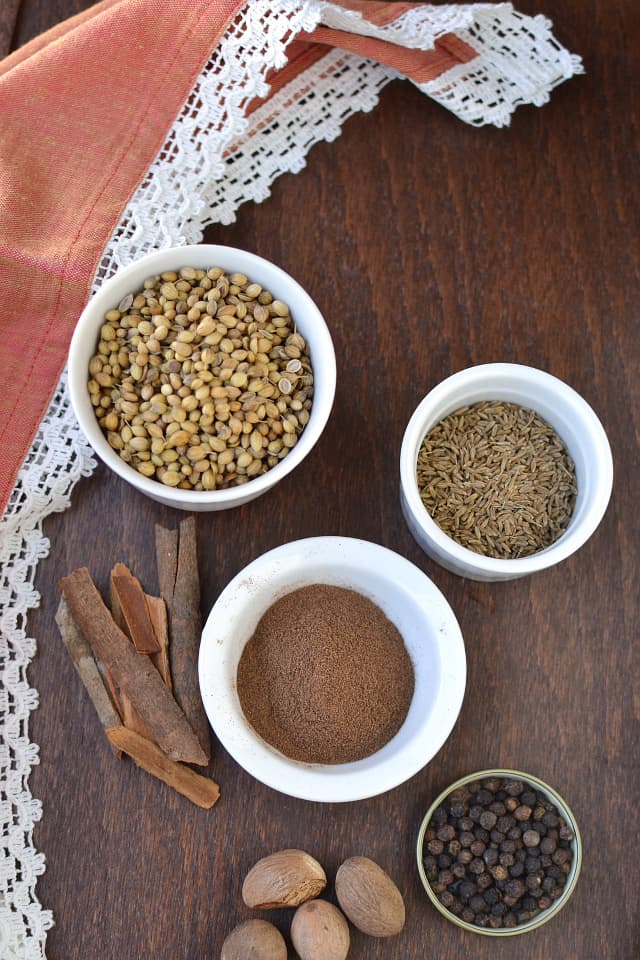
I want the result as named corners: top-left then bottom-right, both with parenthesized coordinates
top-left (0, 1), bottom-right (578, 514)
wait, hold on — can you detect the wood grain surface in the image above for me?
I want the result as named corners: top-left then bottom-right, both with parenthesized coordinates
top-left (10, 0), bottom-right (639, 958)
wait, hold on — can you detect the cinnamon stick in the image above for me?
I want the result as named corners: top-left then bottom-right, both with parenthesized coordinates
top-left (146, 594), bottom-right (172, 690)
top-left (111, 571), bottom-right (160, 654)
top-left (157, 518), bottom-right (211, 761)
top-left (60, 568), bottom-right (208, 765)
top-left (106, 727), bottom-right (219, 809)
top-left (155, 524), bottom-right (179, 608)
top-left (101, 667), bottom-right (124, 722)
top-left (54, 597), bottom-right (122, 757)
top-left (109, 563), bottom-right (155, 740)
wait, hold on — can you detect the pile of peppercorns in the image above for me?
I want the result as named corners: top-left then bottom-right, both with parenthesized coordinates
top-left (422, 776), bottom-right (575, 930)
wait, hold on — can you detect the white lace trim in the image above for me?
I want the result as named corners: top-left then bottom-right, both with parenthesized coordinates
top-left (0, 376), bottom-right (95, 960)
top-left (317, 1), bottom-right (489, 47)
top-left (0, 3), bottom-right (582, 956)
top-left (417, 7), bottom-right (584, 127)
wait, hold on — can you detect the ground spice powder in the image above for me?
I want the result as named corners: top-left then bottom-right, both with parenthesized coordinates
top-left (236, 584), bottom-right (415, 764)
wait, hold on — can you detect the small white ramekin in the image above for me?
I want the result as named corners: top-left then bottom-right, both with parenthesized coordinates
top-left (400, 363), bottom-right (613, 581)
top-left (199, 536), bottom-right (466, 803)
top-left (68, 245), bottom-right (336, 511)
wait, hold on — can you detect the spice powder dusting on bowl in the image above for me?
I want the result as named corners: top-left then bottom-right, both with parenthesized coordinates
top-left (86, 266), bottom-right (313, 491)
top-left (416, 401), bottom-right (577, 559)
top-left (236, 584), bottom-right (415, 764)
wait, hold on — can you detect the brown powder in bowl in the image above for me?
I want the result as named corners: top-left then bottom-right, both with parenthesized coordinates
top-left (236, 584), bottom-right (415, 764)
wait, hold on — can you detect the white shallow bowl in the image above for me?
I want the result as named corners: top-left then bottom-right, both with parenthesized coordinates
top-left (199, 537), bottom-right (466, 803)
top-left (400, 363), bottom-right (613, 582)
top-left (68, 245), bottom-right (336, 510)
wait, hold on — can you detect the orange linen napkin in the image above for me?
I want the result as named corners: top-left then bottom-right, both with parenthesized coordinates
top-left (0, 1), bottom-right (580, 515)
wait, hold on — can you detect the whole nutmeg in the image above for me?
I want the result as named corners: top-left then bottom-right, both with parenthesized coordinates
top-left (242, 849), bottom-right (327, 909)
top-left (335, 855), bottom-right (405, 937)
top-left (291, 900), bottom-right (350, 960)
top-left (221, 919), bottom-right (286, 960)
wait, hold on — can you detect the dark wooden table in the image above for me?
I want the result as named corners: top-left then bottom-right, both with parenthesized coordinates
top-left (5, 1), bottom-right (639, 958)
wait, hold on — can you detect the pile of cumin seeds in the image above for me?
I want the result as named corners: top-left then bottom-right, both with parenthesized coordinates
top-left (416, 401), bottom-right (577, 559)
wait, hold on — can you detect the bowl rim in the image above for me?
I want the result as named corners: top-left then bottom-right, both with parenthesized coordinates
top-left (198, 535), bottom-right (467, 803)
top-left (400, 362), bottom-right (614, 574)
top-left (68, 243), bottom-right (336, 505)
top-left (416, 767), bottom-right (583, 936)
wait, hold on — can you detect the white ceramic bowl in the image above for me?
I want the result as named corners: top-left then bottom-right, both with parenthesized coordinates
top-left (400, 363), bottom-right (613, 581)
top-left (199, 537), bottom-right (466, 802)
top-left (68, 245), bottom-right (336, 510)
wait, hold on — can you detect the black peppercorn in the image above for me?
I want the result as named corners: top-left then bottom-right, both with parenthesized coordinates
top-left (470, 840), bottom-right (486, 857)
top-left (476, 874), bottom-right (493, 892)
top-left (469, 858), bottom-right (486, 875)
top-left (523, 830), bottom-right (541, 848)
top-left (499, 852), bottom-right (515, 867)
top-left (438, 891), bottom-right (455, 909)
top-left (449, 897), bottom-right (463, 916)
top-left (459, 880), bottom-right (476, 901)
top-left (427, 839), bottom-right (444, 855)
top-left (482, 778), bottom-right (502, 792)
top-left (438, 869), bottom-right (454, 886)
top-left (469, 894), bottom-right (486, 912)
top-left (474, 789), bottom-right (493, 805)
top-left (461, 907), bottom-right (475, 924)
top-left (436, 825), bottom-right (456, 842)
top-left (479, 810), bottom-right (497, 830)
top-left (483, 847), bottom-right (499, 867)
top-left (448, 839), bottom-right (462, 856)
top-left (452, 863), bottom-right (467, 879)
top-left (552, 848), bottom-right (570, 865)
top-left (450, 801), bottom-right (466, 819)
top-left (504, 780), bottom-right (524, 796)
top-left (514, 804), bottom-right (532, 821)
top-left (521, 790), bottom-right (537, 807)
top-left (475, 912), bottom-right (490, 928)
top-left (459, 817), bottom-right (474, 832)
top-left (459, 831), bottom-right (475, 848)
top-left (503, 912), bottom-right (518, 928)
top-left (509, 861), bottom-right (524, 878)
top-left (457, 850), bottom-right (473, 865)
top-left (559, 823), bottom-right (574, 841)
top-left (483, 887), bottom-right (500, 906)
top-left (497, 815), bottom-right (516, 833)
top-left (504, 878), bottom-right (526, 899)
top-left (433, 805), bottom-right (448, 825)
top-left (468, 805), bottom-right (484, 822)
top-left (525, 872), bottom-right (543, 891)
top-left (474, 827), bottom-right (490, 843)
top-left (488, 914), bottom-right (503, 929)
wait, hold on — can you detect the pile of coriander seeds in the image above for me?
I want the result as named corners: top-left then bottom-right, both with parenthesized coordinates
top-left (87, 266), bottom-right (313, 490)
